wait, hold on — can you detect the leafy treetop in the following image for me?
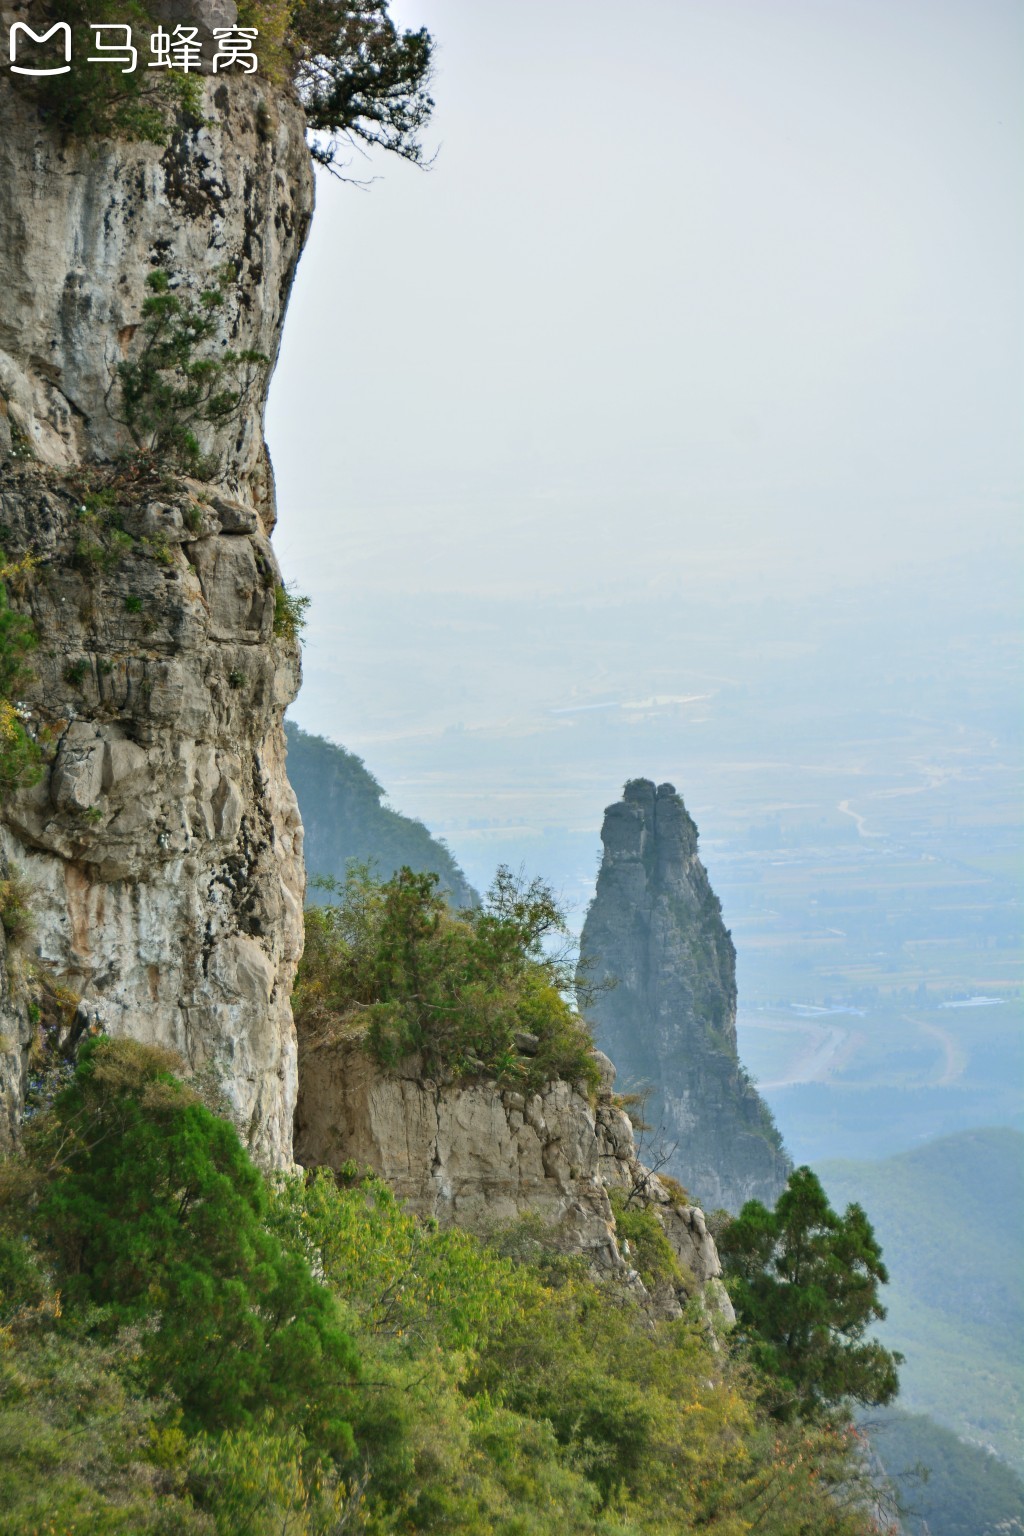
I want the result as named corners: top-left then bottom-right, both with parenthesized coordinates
top-left (18, 0), bottom-right (434, 174)
top-left (291, 0), bottom-right (434, 172)
top-left (23, 1036), bottom-right (358, 1452)
top-left (718, 1165), bottom-right (902, 1423)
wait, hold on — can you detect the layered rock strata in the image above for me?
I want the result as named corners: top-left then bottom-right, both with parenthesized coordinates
top-left (0, 48), bottom-right (314, 1164)
top-left (579, 779), bottom-right (791, 1212)
top-left (296, 1035), bottom-right (733, 1322)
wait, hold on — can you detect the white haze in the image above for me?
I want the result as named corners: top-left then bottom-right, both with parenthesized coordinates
top-left (266, 0), bottom-right (1023, 841)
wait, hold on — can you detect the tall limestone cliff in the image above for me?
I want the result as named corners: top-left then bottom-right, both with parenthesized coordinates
top-left (579, 778), bottom-right (790, 1213)
top-left (0, 15), bottom-right (314, 1164)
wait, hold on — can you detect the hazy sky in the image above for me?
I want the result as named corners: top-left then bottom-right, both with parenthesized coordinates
top-left (266, 0), bottom-right (1023, 807)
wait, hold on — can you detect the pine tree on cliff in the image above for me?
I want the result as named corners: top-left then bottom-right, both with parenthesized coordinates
top-left (719, 1166), bottom-right (902, 1423)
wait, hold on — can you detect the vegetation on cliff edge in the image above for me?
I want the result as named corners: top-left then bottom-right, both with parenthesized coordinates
top-left (17, 0), bottom-right (433, 175)
top-left (294, 863), bottom-right (601, 1092)
top-left (0, 557), bottom-right (43, 798)
top-left (0, 1035), bottom-right (895, 1533)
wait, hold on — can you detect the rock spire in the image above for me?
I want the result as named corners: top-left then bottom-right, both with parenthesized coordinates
top-left (579, 779), bottom-right (790, 1212)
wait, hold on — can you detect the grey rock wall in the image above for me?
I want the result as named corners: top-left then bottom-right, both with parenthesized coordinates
top-left (296, 1033), bottom-right (733, 1323)
top-left (0, 65), bottom-right (314, 1165)
top-left (579, 779), bottom-right (791, 1213)
top-left (0, 60), bottom-right (309, 517)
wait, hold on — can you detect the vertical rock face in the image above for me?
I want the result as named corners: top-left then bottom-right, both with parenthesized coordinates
top-left (0, 63), bottom-right (314, 1164)
top-left (579, 779), bottom-right (791, 1212)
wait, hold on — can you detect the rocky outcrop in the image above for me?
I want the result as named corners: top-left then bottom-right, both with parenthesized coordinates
top-left (296, 1033), bottom-right (733, 1322)
top-left (579, 779), bottom-right (791, 1213)
top-left (0, 42), bottom-right (314, 1164)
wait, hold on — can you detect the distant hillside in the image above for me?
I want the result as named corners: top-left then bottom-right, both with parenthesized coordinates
top-left (817, 1127), bottom-right (1024, 1474)
top-left (868, 1408), bottom-right (1024, 1536)
top-left (285, 723), bottom-right (478, 908)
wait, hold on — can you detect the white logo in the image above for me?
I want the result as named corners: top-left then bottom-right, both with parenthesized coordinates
top-left (10, 20), bottom-right (72, 75)
top-left (149, 24), bottom-right (202, 72)
top-left (212, 26), bottom-right (258, 73)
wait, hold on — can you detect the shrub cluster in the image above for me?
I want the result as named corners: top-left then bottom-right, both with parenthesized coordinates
top-left (22, 0), bottom-right (201, 143)
top-left (115, 269), bottom-right (268, 477)
top-left (0, 1037), bottom-right (894, 1532)
top-left (294, 863), bottom-right (601, 1091)
top-left (273, 581), bottom-right (311, 639)
top-left (0, 558), bottom-right (43, 800)
top-left (608, 1187), bottom-right (686, 1293)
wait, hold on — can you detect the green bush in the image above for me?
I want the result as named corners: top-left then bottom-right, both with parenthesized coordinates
top-left (63, 658), bottom-right (89, 687)
top-left (20, 0), bottom-right (201, 144)
top-left (295, 863), bottom-right (600, 1091)
top-left (608, 1187), bottom-right (684, 1292)
top-left (25, 1037), bottom-right (359, 1451)
top-left (0, 867), bottom-right (34, 947)
top-left (273, 580), bottom-right (311, 639)
top-left (115, 269), bottom-right (267, 477)
top-left (0, 568), bottom-right (42, 799)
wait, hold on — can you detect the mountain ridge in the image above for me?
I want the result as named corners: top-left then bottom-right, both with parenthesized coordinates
top-left (285, 721), bottom-right (477, 908)
top-left (818, 1125), bottom-right (1024, 1472)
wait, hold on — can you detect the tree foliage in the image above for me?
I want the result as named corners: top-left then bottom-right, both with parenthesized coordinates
top-left (295, 863), bottom-right (600, 1090)
top-left (22, 1036), bottom-right (358, 1450)
top-left (290, 0), bottom-right (434, 170)
top-left (115, 269), bottom-right (267, 476)
top-left (0, 1037), bottom-right (895, 1533)
top-left (15, 0), bottom-right (432, 173)
top-left (719, 1166), bottom-right (902, 1422)
top-left (0, 562), bottom-right (43, 799)
top-left (608, 1186), bottom-right (688, 1293)
top-left (20, 0), bottom-right (201, 142)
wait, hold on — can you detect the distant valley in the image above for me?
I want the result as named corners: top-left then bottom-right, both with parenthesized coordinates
top-left (817, 1128), bottom-right (1024, 1474)
top-left (289, 547), bottom-right (1022, 1166)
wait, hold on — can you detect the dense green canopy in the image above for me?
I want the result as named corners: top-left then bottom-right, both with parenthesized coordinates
top-left (28, 1036), bottom-right (358, 1451)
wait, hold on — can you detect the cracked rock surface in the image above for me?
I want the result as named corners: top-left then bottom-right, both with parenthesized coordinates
top-left (295, 1034), bottom-right (733, 1322)
top-left (0, 68), bottom-right (313, 1165)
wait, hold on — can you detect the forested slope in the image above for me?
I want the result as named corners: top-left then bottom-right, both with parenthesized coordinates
top-left (286, 722), bottom-right (477, 907)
